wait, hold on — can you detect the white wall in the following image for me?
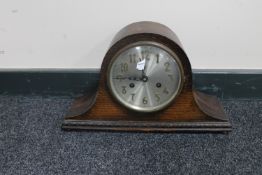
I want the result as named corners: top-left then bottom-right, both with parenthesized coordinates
top-left (0, 0), bottom-right (261, 69)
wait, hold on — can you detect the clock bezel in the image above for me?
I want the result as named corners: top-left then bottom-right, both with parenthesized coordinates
top-left (107, 41), bottom-right (185, 113)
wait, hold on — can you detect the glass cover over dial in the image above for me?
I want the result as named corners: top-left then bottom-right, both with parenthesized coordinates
top-left (108, 41), bottom-right (183, 112)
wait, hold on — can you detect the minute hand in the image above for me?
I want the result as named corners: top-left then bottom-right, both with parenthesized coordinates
top-left (113, 76), bottom-right (141, 81)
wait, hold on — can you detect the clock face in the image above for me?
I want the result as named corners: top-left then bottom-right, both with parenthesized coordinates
top-left (107, 41), bottom-right (183, 112)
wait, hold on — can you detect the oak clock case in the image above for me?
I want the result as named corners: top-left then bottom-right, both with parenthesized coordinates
top-left (62, 21), bottom-right (231, 132)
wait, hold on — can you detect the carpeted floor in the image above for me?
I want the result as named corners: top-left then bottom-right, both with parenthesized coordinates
top-left (0, 95), bottom-right (261, 175)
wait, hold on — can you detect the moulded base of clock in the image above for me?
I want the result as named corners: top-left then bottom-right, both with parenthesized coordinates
top-left (62, 21), bottom-right (232, 133)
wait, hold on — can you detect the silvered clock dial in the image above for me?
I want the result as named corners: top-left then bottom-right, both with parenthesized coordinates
top-left (107, 41), bottom-right (184, 112)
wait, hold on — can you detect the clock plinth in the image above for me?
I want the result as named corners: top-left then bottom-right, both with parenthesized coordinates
top-left (62, 21), bottom-right (231, 132)
top-left (62, 86), bottom-right (231, 132)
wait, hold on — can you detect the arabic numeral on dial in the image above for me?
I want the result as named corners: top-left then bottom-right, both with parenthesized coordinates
top-left (143, 97), bottom-right (148, 104)
top-left (156, 54), bottom-right (159, 63)
top-left (129, 54), bottom-right (136, 63)
top-left (120, 63), bottom-right (128, 72)
top-left (155, 94), bottom-right (160, 102)
top-left (168, 74), bottom-right (173, 80)
top-left (122, 86), bottom-right (127, 94)
top-left (142, 50), bottom-right (150, 60)
top-left (163, 87), bottom-right (169, 94)
top-left (131, 93), bottom-right (135, 101)
top-left (164, 62), bottom-right (170, 72)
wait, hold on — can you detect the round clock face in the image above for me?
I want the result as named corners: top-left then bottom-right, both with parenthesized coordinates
top-left (107, 41), bottom-right (183, 112)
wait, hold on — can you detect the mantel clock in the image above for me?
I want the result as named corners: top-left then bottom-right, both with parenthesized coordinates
top-left (62, 21), bottom-right (231, 132)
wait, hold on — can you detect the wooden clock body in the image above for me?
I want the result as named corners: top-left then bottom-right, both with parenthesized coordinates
top-left (62, 21), bottom-right (231, 132)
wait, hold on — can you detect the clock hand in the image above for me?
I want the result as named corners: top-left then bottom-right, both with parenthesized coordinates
top-left (136, 58), bottom-right (147, 77)
top-left (113, 76), bottom-right (141, 81)
top-left (142, 69), bottom-right (146, 77)
top-left (138, 60), bottom-right (149, 82)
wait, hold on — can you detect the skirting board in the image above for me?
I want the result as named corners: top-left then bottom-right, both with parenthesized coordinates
top-left (0, 68), bottom-right (261, 99)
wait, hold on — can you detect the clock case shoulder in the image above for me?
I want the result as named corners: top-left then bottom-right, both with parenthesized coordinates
top-left (62, 21), bottom-right (231, 132)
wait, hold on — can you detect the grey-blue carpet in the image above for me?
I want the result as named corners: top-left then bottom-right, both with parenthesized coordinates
top-left (0, 95), bottom-right (261, 175)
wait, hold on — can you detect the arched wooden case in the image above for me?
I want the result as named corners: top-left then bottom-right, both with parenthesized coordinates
top-left (62, 21), bottom-right (231, 132)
